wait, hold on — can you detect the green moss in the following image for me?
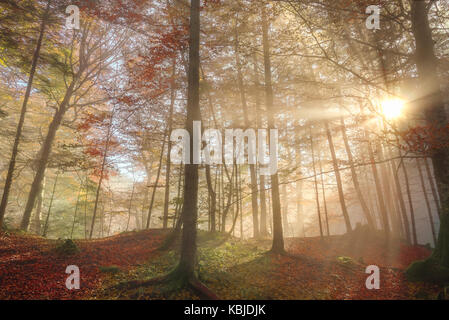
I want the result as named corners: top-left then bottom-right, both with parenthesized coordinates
top-left (406, 258), bottom-right (449, 284)
top-left (99, 266), bottom-right (121, 274)
top-left (53, 239), bottom-right (80, 256)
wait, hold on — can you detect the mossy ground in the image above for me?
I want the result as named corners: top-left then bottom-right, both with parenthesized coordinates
top-left (92, 230), bottom-right (443, 300)
top-left (0, 229), bottom-right (443, 300)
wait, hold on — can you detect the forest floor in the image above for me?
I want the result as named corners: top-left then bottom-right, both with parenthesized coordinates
top-left (0, 228), bottom-right (443, 300)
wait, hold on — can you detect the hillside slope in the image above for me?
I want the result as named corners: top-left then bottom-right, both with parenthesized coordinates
top-left (0, 229), bottom-right (441, 300)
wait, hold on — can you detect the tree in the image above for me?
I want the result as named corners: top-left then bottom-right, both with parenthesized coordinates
top-left (20, 19), bottom-right (126, 230)
top-left (261, 6), bottom-right (284, 254)
top-left (406, 0), bottom-right (449, 281)
top-left (0, 0), bottom-right (51, 227)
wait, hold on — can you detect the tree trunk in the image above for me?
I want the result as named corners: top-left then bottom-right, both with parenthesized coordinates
top-left (70, 182), bottom-right (83, 239)
top-left (252, 52), bottom-right (267, 237)
top-left (20, 81), bottom-right (75, 230)
top-left (399, 155), bottom-right (418, 245)
top-left (146, 130), bottom-right (167, 229)
top-left (262, 7), bottom-right (284, 253)
top-left (205, 164), bottom-right (216, 232)
top-left (318, 147), bottom-right (330, 236)
top-left (0, 0), bottom-right (51, 227)
top-left (377, 142), bottom-right (402, 237)
top-left (163, 57), bottom-right (177, 229)
top-left (173, 164), bottom-right (183, 228)
top-left (89, 112), bottom-right (113, 239)
top-left (340, 116), bottom-right (375, 228)
top-left (31, 176), bottom-right (46, 235)
top-left (387, 146), bottom-right (411, 243)
top-left (235, 24), bottom-right (259, 238)
top-left (309, 126), bottom-right (323, 238)
top-left (417, 158), bottom-right (437, 246)
top-left (366, 133), bottom-right (390, 238)
top-left (42, 174), bottom-right (58, 237)
top-left (424, 157), bottom-right (441, 216)
top-left (407, 0), bottom-right (449, 272)
top-left (141, 160), bottom-right (154, 229)
top-left (126, 182), bottom-right (135, 232)
top-left (324, 120), bottom-right (352, 233)
top-left (176, 0), bottom-right (201, 279)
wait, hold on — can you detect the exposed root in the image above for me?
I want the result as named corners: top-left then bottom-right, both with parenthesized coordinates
top-left (189, 278), bottom-right (219, 300)
top-left (111, 265), bottom-right (219, 300)
top-left (113, 275), bottom-right (167, 290)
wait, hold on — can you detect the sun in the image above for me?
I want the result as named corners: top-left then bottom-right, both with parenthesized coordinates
top-left (381, 99), bottom-right (405, 119)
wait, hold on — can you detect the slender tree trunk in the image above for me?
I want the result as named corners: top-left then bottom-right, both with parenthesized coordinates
top-left (366, 134), bottom-right (390, 238)
top-left (205, 164), bottom-right (216, 232)
top-left (318, 147), bottom-right (330, 236)
top-left (141, 160), bottom-right (154, 228)
top-left (70, 182), bottom-right (82, 239)
top-left (252, 53), bottom-right (268, 237)
top-left (324, 120), bottom-right (352, 233)
top-left (235, 24), bottom-right (259, 238)
top-left (424, 157), bottom-right (441, 216)
top-left (42, 174), bottom-right (58, 237)
top-left (0, 0), bottom-right (51, 227)
top-left (126, 182), bottom-right (135, 232)
top-left (146, 130), bottom-right (167, 229)
top-left (31, 176), bottom-right (46, 234)
top-left (163, 57), bottom-right (177, 229)
top-left (173, 165), bottom-right (183, 228)
top-left (84, 179), bottom-right (89, 239)
top-left (309, 126), bottom-right (323, 238)
top-left (387, 147), bottom-right (411, 243)
top-left (417, 158), bottom-right (438, 246)
top-left (295, 132), bottom-right (304, 237)
top-left (221, 165), bottom-right (234, 233)
top-left (378, 142), bottom-right (402, 237)
top-left (340, 116), bottom-right (375, 228)
top-left (262, 7), bottom-right (284, 253)
top-left (400, 155), bottom-right (418, 245)
top-left (89, 112), bottom-right (113, 239)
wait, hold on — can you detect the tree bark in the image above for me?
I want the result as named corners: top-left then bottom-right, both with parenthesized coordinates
top-left (42, 174), bottom-right (58, 237)
top-left (146, 130), bottom-right (167, 229)
top-left (416, 158), bottom-right (437, 246)
top-left (366, 133), bottom-right (390, 238)
top-left (163, 58), bottom-right (177, 229)
top-left (324, 120), bottom-right (352, 233)
top-left (205, 164), bottom-right (216, 232)
top-left (252, 53), bottom-right (268, 237)
top-left (31, 176), bottom-right (46, 235)
top-left (235, 23), bottom-right (259, 238)
top-left (317, 147), bottom-right (330, 236)
top-left (176, 0), bottom-right (201, 279)
top-left (399, 155), bottom-right (417, 245)
top-left (424, 157), bottom-right (441, 216)
top-left (89, 112), bottom-right (113, 239)
top-left (262, 7), bottom-right (284, 253)
top-left (340, 116), bottom-right (375, 228)
top-left (0, 0), bottom-right (51, 227)
top-left (411, 0), bottom-right (449, 267)
top-left (70, 181), bottom-right (83, 239)
top-left (20, 81), bottom-right (76, 230)
top-left (309, 126), bottom-right (323, 238)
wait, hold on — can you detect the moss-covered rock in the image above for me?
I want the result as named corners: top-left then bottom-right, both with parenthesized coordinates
top-left (405, 258), bottom-right (449, 284)
top-left (53, 239), bottom-right (80, 256)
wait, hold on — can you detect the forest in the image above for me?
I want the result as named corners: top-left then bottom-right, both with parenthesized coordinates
top-left (0, 0), bottom-right (449, 301)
